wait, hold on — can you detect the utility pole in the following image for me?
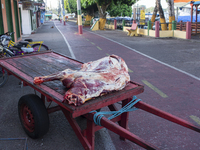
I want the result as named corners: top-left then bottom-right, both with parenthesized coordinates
top-left (58, 0), bottom-right (61, 19)
top-left (77, 0), bottom-right (82, 34)
top-left (62, 0), bottom-right (65, 25)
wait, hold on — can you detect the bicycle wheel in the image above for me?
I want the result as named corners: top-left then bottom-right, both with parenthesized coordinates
top-left (0, 67), bottom-right (9, 87)
top-left (4, 51), bottom-right (13, 57)
top-left (32, 44), bottom-right (49, 52)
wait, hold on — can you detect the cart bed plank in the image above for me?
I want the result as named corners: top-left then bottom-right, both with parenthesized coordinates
top-left (0, 51), bottom-right (144, 118)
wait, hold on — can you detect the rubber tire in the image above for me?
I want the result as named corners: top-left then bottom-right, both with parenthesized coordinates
top-left (32, 44), bottom-right (49, 52)
top-left (18, 94), bottom-right (49, 139)
top-left (0, 67), bottom-right (9, 87)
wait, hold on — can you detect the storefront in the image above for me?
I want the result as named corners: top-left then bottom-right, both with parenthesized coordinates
top-left (18, 1), bottom-right (44, 35)
top-left (0, 0), bottom-right (21, 42)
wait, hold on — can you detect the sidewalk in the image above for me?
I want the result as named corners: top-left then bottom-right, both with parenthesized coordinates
top-left (22, 21), bottom-right (71, 57)
top-left (1, 20), bottom-right (200, 150)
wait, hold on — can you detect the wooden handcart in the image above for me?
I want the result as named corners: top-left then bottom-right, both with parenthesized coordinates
top-left (0, 51), bottom-right (199, 150)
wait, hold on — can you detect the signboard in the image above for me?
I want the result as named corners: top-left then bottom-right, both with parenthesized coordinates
top-left (140, 10), bottom-right (145, 25)
top-left (22, 1), bottom-right (34, 10)
top-left (140, 10), bottom-right (145, 20)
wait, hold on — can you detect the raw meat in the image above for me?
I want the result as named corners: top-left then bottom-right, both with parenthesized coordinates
top-left (34, 55), bottom-right (130, 106)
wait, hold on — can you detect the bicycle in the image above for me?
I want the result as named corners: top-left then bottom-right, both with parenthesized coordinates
top-left (3, 32), bottom-right (49, 55)
top-left (0, 36), bottom-right (14, 87)
top-left (0, 31), bottom-right (49, 87)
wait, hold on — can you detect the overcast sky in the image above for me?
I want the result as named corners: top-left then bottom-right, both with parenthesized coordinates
top-left (46, 0), bottom-right (58, 9)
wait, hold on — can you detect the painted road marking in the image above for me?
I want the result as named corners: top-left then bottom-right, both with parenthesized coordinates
top-left (86, 39), bottom-right (89, 41)
top-left (190, 115), bottom-right (200, 125)
top-left (128, 68), bottom-right (133, 73)
top-left (97, 46), bottom-right (102, 50)
top-left (106, 53), bottom-right (110, 56)
top-left (91, 42), bottom-right (95, 45)
top-left (142, 80), bottom-right (168, 98)
top-left (88, 30), bottom-right (200, 81)
top-left (54, 22), bottom-right (76, 59)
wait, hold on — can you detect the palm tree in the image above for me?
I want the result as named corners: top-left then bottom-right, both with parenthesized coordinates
top-left (151, 0), bottom-right (167, 30)
top-left (167, 0), bottom-right (175, 30)
top-left (151, 1), bottom-right (158, 27)
top-left (157, 0), bottom-right (167, 30)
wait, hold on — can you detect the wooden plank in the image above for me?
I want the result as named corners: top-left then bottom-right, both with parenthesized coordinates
top-left (0, 60), bottom-right (75, 113)
top-left (4, 56), bottom-right (67, 95)
top-left (45, 52), bottom-right (82, 70)
top-left (30, 55), bottom-right (71, 71)
top-left (18, 57), bottom-right (61, 75)
top-left (0, 61), bottom-right (63, 101)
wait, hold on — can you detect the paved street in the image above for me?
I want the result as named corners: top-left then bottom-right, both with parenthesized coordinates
top-left (0, 20), bottom-right (200, 150)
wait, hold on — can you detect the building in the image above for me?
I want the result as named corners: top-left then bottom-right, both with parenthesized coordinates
top-left (0, 0), bottom-right (21, 42)
top-left (0, 0), bottom-right (45, 42)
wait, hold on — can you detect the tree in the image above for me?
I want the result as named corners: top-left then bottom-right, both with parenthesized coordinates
top-left (151, 2), bottom-right (158, 24)
top-left (65, 0), bottom-right (77, 14)
top-left (82, 3), bottom-right (98, 18)
top-left (108, 3), bottom-right (132, 17)
top-left (82, 3), bottom-right (98, 22)
top-left (151, 0), bottom-right (167, 30)
top-left (166, 0), bottom-right (175, 30)
top-left (157, 0), bottom-right (167, 30)
top-left (81, 0), bottom-right (135, 30)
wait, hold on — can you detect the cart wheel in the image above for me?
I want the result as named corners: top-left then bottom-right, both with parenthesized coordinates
top-left (18, 94), bottom-right (49, 139)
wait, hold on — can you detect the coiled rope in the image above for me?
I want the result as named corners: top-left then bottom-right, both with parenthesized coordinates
top-left (91, 96), bottom-right (141, 126)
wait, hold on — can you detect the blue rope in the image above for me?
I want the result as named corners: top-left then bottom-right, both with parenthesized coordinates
top-left (91, 96), bottom-right (141, 126)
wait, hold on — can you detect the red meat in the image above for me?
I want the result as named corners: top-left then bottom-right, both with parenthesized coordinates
top-left (34, 55), bottom-right (130, 106)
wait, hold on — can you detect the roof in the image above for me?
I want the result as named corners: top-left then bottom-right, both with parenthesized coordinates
top-left (174, 1), bottom-right (200, 7)
top-left (174, 0), bottom-right (200, 2)
top-left (193, 1), bottom-right (200, 5)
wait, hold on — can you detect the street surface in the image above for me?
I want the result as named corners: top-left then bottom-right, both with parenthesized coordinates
top-left (0, 20), bottom-right (200, 150)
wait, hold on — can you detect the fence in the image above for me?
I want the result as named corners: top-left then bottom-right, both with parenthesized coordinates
top-left (123, 20), bottom-right (192, 39)
top-left (104, 18), bottom-right (196, 39)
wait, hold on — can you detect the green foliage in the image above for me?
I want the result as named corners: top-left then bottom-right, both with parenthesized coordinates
top-left (81, 0), bottom-right (95, 8)
top-left (65, 0), bottom-right (77, 13)
top-left (81, 0), bottom-right (135, 8)
top-left (82, 3), bottom-right (98, 16)
top-left (81, 0), bottom-right (135, 18)
top-left (114, 0), bottom-right (135, 5)
top-left (108, 3), bottom-right (132, 17)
